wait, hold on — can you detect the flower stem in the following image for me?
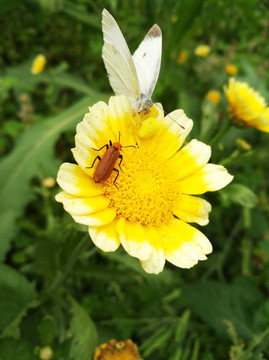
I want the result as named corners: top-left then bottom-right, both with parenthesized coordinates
top-left (209, 121), bottom-right (232, 146)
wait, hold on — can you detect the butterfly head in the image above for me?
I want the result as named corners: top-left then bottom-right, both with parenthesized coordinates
top-left (138, 94), bottom-right (153, 113)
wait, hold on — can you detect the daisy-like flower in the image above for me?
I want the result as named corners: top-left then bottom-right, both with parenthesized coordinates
top-left (31, 54), bottom-right (46, 75)
top-left (205, 90), bottom-right (221, 105)
top-left (224, 78), bottom-right (269, 132)
top-left (93, 339), bottom-right (141, 360)
top-left (56, 95), bottom-right (233, 274)
top-left (194, 45), bottom-right (211, 57)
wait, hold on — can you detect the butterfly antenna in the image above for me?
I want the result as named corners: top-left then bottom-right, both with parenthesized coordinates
top-left (154, 103), bottom-right (185, 130)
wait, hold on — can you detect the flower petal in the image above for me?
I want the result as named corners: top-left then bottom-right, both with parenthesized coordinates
top-left (108, 95), bottom-right (135, 145)
top-left (163, 219), bottom-right (212, 268)
top-left (179, 164), bottom-right (234, 195)
top-left (72, 133), bottom-right (97, 171)
top-left (140, 226), bottom-right (165, 274)
top-left (116, 218), bottom-right (153, 261)
top-left (89, 219), bottom-right (120, 252)
top-left (140, 110), bottom-right (193, 160)
top-left (171, 139), bottom-right (211, 180)
top-left (173, 194), bottom-right (212, 225)
top-left (73, 208), bottom-right (116, 226)
top-left (56, 163), bottom-right (104, 196)
top-left (55, 192), bottom-right (110, 216)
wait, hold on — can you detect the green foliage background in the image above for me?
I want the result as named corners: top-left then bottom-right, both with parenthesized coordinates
top-left (0, 0), bottom-right (269, 359)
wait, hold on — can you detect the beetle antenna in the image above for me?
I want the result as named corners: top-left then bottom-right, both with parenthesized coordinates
top-left (122, 145), bottom-right (136, 149)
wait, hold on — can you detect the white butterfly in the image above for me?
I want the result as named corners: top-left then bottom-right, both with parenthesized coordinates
top-left (102, 9), bottom-right (162, 114)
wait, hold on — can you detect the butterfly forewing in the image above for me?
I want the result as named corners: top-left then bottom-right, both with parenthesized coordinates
top-left (102, 9), bottom-right (139, 101)
top-left (132, 24), bottom-right (162, 100)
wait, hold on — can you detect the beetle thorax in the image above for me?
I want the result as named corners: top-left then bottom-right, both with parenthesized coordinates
top-left (112, 142), bottom-right (122, 150)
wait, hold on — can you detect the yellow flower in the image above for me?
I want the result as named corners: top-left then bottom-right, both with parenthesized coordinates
top-left (224, 78), bottom-right (269, 132)
top-left (93, 339), bottom-right (142, 360)
top-left (177, 51), bottom-right (188, 64)
top-left (205, 90), bottom-right (221, 105)
top-left (225, 63), bottom-right (238, 76)
top-left (31, 54), bottom-right (46, 75)
top-left (194, 45), bottom-right (211, 57)
top-left (43, 176), bottom-right (56, 188)
top-left (56, 95), bottom-right (233, 274)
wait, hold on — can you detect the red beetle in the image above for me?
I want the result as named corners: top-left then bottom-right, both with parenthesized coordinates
top-left (88, 135), bottom-right (135, 188)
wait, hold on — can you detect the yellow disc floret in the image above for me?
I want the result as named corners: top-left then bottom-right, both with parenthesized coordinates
top-left (103, 147), bottom-right (178, 226)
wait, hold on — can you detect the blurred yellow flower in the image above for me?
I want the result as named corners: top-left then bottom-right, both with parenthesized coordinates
top-left (205, 90), bottom-right (221, 105)
top-left (93, 339), bottom-right (142, 360)
top-left (43, 177), bottom-right (56, 188)
top-left (177, 51), bottom-right (188, 64)
top-left (194, 45), bottom-right (211, 57)
top-left (31, 54), bottom-right (46, 75)
top-left (225, 63), bottom-right (238, 76)
top-left (56, 95), bottom-right (233, 274)
top-left (224, 78), bottom-right (269, 132)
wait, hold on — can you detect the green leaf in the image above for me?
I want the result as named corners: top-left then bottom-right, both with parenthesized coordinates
top-left (219, 183), bottom-right (257, 208)
top-left (60, 0), bottom-right (100, 29)
top-left (169, 0), bottom-right (207, 49)
top-left (0, 211), bottom-right (17, 262)
top-left (0, 265), bottom-right (37, 337)
top-left (69, 297), bottom-right (98, 360)
top-left (0, 338), bottom-right (36, 360)
top-left (184, 277), bottom-right (263, 338)
top-left (4, 61), bottom-right (102, 97)
top-left (0, 95), bottom-right (106, 262)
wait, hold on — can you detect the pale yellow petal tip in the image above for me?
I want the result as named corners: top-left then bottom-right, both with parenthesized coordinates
top-left (203, 165), bottom-right (234, 192)
top-left (214, 167), bottom-right (234, 190)
top-left (89, 224), bottom-right (120, 252)
top-left (194, 45), bottom-right (211, 57)
top-left (140, 250), bottom-right (165, 274)
top-left (31, 54), bottom-right (46, 74)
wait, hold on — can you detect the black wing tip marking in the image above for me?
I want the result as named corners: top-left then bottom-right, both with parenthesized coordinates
top-left (147, 24), bottom-right (162, 38)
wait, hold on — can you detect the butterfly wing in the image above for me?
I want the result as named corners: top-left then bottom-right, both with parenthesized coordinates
top-left (132, 24), bottom-right (162, 99)
top-left (102, 9), bottom-right (140, 102)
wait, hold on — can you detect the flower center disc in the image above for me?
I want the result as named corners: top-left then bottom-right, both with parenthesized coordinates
top-left (103, 147), bottom-right (178, 226)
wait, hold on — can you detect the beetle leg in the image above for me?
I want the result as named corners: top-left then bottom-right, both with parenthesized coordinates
top-left (92, 143), bottom-right (109, 152)
top-left (87, 155), bottom-right (101, 169)
top-left (112, 168), bottom-right (119, 189)
top-left (118, 154), bottom-right (123, 172)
